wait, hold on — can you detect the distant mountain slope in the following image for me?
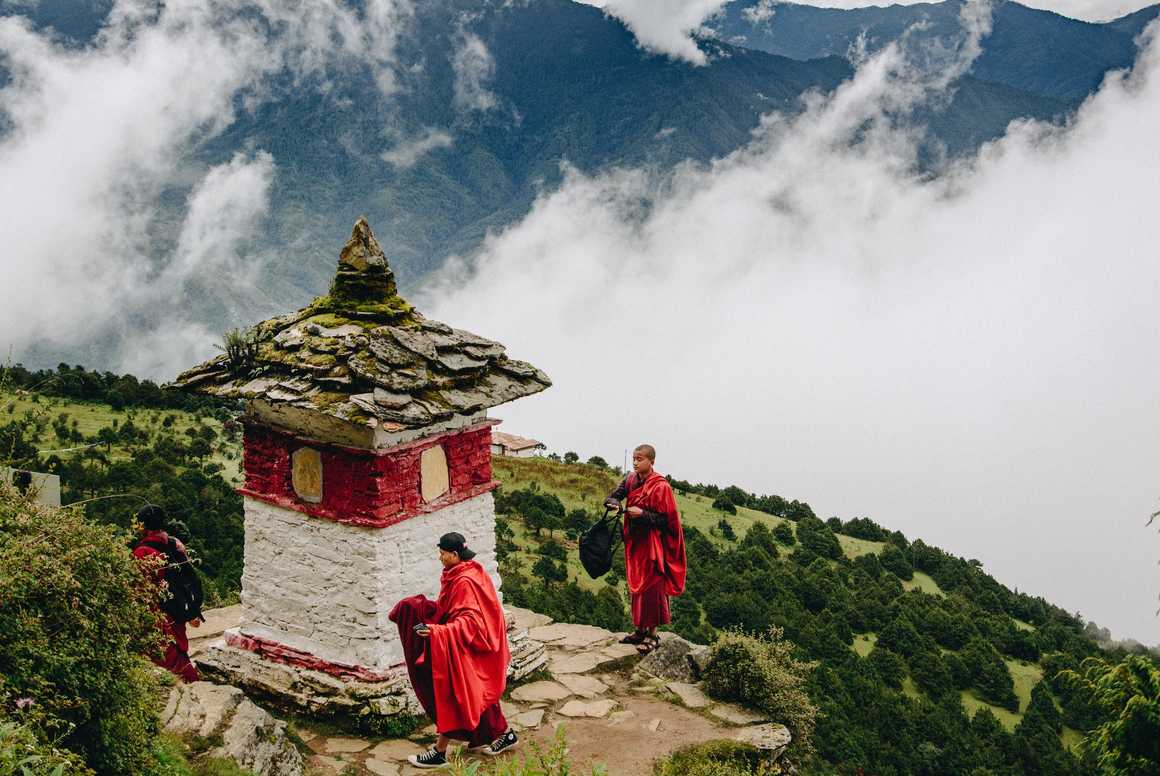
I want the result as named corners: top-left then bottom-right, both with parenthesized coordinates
top-left (713, 0), bottom-right (1155, 102)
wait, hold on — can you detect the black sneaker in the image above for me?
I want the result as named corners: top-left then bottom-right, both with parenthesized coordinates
top-left (407, 746), bottom-right (448, 769)
top-left (483, 729), bottom-right (519, 756)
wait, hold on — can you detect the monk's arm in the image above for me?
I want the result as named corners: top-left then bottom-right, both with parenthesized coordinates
top-left (604, 476), bottom-right (630, 508)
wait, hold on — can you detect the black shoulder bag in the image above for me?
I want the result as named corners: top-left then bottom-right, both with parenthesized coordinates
top-left (579, 506), bottom-right (623, 579)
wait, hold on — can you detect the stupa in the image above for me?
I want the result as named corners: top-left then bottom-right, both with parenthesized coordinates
top-left (173, 218), bottom-right (550, 715)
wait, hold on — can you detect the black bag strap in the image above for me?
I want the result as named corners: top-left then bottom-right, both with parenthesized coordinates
top-left (602, 506), bottom-right (624, 550)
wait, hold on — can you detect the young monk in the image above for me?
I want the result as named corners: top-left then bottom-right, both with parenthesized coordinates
top-left (605, 444), bottom-right (686, 654)
top-left (131, 504), bottom-right (202, 682)
top-left (390, 533), bottom-right (517, 769)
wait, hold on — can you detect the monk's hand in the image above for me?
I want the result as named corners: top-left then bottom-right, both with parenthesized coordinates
top-left (414, 623), bottom-right (431, 639)
top-left (625, 506), bottom-right (643, 517)
top-left (604, 498), bottom-right (620, 510)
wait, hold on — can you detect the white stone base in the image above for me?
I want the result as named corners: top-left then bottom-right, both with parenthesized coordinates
top-left (239, 492), bottom-right (500, 671)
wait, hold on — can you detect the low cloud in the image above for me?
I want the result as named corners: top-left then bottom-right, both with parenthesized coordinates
top-left (452, 27), bottom-right (498, 113)
top-left (381, 127), bottom-right (455, 168)
top-left (576, 0), bottom-right (730, 64)
top-left (426, 7), bottom-right (1160, 643)
top-left (0, 0), bottom-right (414, 377)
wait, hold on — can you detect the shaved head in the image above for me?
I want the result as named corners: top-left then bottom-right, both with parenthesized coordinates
top-left (634, 444), bottom-right (656, 461)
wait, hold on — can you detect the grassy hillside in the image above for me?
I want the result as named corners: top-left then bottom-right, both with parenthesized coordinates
top-left (490, 454), bottom-right (1115, 773)
top-left (3, 392), bottom-right (242, 483)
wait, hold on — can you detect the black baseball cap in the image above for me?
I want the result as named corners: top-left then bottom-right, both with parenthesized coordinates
top-left (437, 532), bottom-right (477, 560)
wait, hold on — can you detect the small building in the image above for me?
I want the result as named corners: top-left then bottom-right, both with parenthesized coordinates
top-left (490, 431), bottom-right (546, 458)
top-left (172, 218), bottom-right (550, 715)
top-left (1, 467), bottom-right (61, 507)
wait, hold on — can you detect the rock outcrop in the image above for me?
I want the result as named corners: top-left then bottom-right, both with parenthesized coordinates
top-left (162, 682), bottom-right (303, 776)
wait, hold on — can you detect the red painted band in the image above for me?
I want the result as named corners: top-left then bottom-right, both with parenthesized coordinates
top-left (225, 630), bottom-right (404, 683)
top-left (240, 421), bottom-right (497, 527)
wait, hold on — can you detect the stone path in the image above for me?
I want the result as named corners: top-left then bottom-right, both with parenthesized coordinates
top-left (189, 606), bottom-right (788, 776)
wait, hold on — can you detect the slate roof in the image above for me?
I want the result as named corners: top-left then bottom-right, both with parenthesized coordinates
top-left (172, 218), bottom-right (550, 430)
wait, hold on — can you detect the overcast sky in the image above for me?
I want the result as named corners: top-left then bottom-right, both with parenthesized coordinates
top-left (1, 0), bottom-right (1158, 643)
top-left (425, 3), bottom-right (1160, 643)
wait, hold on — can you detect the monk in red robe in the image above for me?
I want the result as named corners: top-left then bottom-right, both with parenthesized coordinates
top-left (131, 505), bottom-right (201, 682)
top-left (390, 532), bottom-right (517, 769)
top-left (605, 444), bottom-right (686, 654)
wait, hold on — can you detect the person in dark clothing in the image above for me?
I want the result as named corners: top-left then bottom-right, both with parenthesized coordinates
top-left (605, 444), bottom-right (686, 654)
top-left (132, 504), bottom-right (201, 682)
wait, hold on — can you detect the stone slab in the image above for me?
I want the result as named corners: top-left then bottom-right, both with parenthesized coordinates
top-left (529, 623), bottom-right (616, 649)
top-left (557, 699), bottom-right (617, 719)
top-left (514, 709), bottom-right (545, 730)
top-left (548, 652), bottom-right (602, 675)
top-left (510, 680), bottom-right (572, 704)
top-left (710, 704), bottom-right (767, 726)
top-left (506, 606), bottom-right (553, 631)
top-left (323, 737), bottom-right (371, 754)
top-left (736, 723), bottom-right (792, 754)
top-left (558, 674), bottom-right (609, 699)
top-left (666, 681), bottom-right (711, 709)
top-left (365, 760), bottom-right (401, 776)
top-left (599, 643), bottom-right (641, 661)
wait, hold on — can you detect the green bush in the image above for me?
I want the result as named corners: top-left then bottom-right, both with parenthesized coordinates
top-left (0, 486), bottom-right (165, 775)
top-left (701, 629), bottom-right (817, 761)
top-left (0, 717), bottom-right (92, 776)
top-left (654, 740), bottom-right (778, 776)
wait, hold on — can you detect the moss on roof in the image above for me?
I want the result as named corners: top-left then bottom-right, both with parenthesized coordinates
top-left (172, 218), bottom-right (550, 429)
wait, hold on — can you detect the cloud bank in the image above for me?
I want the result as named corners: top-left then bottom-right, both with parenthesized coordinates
top-left (0, 0), bottom-right (414, 376)
top-left (425, 6), bottom-right (1160, 642)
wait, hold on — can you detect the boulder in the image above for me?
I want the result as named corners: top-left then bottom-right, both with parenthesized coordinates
top-left (637, 635), bottom-right (708, 683)
top-left (736, 723), bottom-right (792, 758)
top-left (163, 682), bottom-right (303, 776)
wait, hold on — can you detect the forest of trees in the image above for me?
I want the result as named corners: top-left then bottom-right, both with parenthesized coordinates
top-left (492, 473), bottom-right (1158, 776)
top-left (3, 367), bottom-right (1159, 775)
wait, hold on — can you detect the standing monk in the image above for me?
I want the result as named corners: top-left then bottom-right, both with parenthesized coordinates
top-left (605, 444), bottom-right (686, 654)
top-left (390, 533), bottom-right (518, 769)
top-left (131, 504), bottom-right (202, 682)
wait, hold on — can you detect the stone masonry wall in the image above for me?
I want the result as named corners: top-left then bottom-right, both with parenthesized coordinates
top-left (239, 493), bottom-right (500, 672)
top-left (240, 422), bottom-right (495, 527)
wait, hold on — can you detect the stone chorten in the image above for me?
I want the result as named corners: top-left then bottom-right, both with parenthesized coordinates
top-left (173, 218), bottom-right (550, 715)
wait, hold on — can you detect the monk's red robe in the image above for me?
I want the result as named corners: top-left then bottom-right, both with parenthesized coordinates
top-left (389, 560), bottom-right (509, 739)
top-left (623, 472), bottom-right (686, 629)
top-left (132, 530), bottom-right (200, 683)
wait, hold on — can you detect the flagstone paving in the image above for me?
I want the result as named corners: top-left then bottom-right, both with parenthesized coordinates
top-left (194, 605), bottom-right (785, 776)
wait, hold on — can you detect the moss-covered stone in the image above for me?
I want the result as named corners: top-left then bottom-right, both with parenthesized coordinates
top-left (171, 218), bottom-right (550, 430)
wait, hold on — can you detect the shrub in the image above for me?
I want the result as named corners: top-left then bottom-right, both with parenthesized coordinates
top-left (654, 740), bottom-right (777, 776)
top-left (0, 716), bottom-right (92, 776)
top-left (772, 523), bottom-right (795, 546)
top-left (794, 517), bottom-right (842, 560)
top-left (712, 495), bottom-right (737, 515)
top-left (0, 486), bottom-right (165, 774)
top-left (701, 628), bottom-right (817, 761)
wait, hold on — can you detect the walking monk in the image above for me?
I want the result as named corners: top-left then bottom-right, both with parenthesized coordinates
top-left (605, 444), bottom-right (686, 654)
top-left (390, 532), bottom-right (518, 769)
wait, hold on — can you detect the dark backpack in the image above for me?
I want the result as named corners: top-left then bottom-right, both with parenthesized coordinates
top-left (579, 507), bottom-right (622, 579)
top-left (138, 537), bottom-right (204, 624)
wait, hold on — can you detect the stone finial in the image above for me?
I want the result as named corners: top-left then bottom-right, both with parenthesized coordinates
top-left (332, 217), bottom-right (397, 301)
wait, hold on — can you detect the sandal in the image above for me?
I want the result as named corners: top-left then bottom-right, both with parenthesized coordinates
top-left (636, 635), bottom-right (661, 654)
top-left (620, 630), bottom-right (647, 645)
